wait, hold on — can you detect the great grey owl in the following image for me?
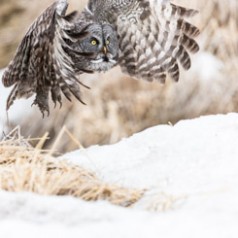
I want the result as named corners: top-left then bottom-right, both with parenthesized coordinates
top-left (2, 0), bottom-right (200, 116)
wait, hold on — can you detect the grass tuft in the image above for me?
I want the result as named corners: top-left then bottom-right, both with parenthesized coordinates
top-left (0, 128), bottom-right (144, 207)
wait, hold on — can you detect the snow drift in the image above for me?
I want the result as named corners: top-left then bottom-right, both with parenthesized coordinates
top-left (0, 113), bottom-right (238, 238)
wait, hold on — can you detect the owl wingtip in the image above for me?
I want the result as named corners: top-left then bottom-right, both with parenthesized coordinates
top-left (6, 99), bottom-right (13, 112)
top-left (56, 0), bottom-right (68, 16)
top-left (2, 70), bottom-right (12, 87)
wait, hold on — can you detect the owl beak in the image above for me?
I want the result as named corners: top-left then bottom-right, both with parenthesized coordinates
top-left (103, 46), bottom-right (107, 55)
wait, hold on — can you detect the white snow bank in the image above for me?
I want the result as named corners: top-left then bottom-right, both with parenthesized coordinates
top-left (0, 113), bottom-right (238, 238)
top-left (63, 113), bottom-right (238, 193)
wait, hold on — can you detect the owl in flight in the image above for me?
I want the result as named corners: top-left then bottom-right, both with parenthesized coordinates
top-left (2, 0), bottom-right (200, 116)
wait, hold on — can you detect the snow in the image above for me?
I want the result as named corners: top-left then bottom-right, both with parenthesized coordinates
top-left (63, 114), bottom-right (238, 193)
top-left (190, 52), bottom-right (224, 83)
top-left (1, 113), bottom-right (238, 237)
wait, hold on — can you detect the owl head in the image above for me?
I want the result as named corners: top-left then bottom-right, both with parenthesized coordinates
top-left (63, 22), bottom-right (119, 73)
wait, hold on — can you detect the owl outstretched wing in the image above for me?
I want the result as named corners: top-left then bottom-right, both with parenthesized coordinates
top-left (3, 0), bottom-right (200, 116)
top-left (2, 0), bottom-right (88, 116)
top-left (87, 0), bottom-right (200, 82)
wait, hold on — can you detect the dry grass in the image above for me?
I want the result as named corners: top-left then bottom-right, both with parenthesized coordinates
top-left (1, 0), bottom-right (238, 152)
top-left (0, 128), bottom-right (144, 207)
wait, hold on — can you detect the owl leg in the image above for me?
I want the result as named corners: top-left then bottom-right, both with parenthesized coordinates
top-left (51, 86), bottom-right (62, 108)
top-left (32, 86), bottom-right (50, 117)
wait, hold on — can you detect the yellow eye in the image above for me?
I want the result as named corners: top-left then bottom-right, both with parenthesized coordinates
top-left (106, 40), bottom-right (110, 45)
top-left (91, 40), bottom-right (97, 46)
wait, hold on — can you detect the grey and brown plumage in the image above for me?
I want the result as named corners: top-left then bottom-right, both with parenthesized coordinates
top-left (2, 0), bottom-right (200, 116)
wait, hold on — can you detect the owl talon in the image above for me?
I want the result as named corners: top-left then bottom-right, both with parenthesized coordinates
top-left (32, 99), bottom-right (50, 118)
top-left (53, 100), bottom-right (63, 109)
top-left (53, 99), bottom-right (62, 108)
top-left (78, 97), bottom-right (86, 105)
